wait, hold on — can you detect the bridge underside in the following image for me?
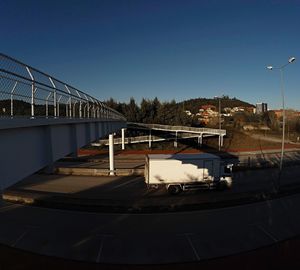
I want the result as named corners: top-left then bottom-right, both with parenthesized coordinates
top-left (0, 118), bottom-right (126, 190)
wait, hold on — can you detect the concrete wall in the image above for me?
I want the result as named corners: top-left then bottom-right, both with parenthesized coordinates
top-left (0, 118), bottom-right (126, 190)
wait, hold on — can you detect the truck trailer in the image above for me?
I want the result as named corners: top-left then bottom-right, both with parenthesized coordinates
top-left (145, 153), bottom-right (233, 194)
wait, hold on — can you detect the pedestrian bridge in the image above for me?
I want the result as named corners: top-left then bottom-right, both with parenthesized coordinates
top-left (0, 53), bottom-right (126, 189)
top-left (0, 54), bottom-right (227, 190)
top-left (126, 122), bottom-right (226, 148)
top-left (95, 123), bottom-right (226, 148)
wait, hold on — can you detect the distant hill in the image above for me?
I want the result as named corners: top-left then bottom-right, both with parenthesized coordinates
top-left (179, 96), bottom-right (254, 114)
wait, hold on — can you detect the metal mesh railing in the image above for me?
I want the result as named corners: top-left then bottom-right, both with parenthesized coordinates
top-left (0, 53), bottom-right (126, 121)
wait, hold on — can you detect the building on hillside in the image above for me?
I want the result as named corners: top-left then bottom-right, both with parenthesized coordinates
top-left (245, 106), bottom-right (256, 114)
top-left (232, 106), bottom-right (245, 113)
top-left (271, 109), bottom-right (300, 119)
top-left (184, 110), bottom-right (193, 116)
top-left (197, 104), bottom-right (218, 125)
top-left (256, 102), bottom-right (268, 114)
top-left (223, 107), bottom-right (232, 113)
top-left (200, 105), bottom-right (216, 111)
top-left (271, 110), bottom-right (283, 118)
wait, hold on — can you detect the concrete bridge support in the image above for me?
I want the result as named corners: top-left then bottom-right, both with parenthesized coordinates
top-left (148, 130), bottom-right (152, 149)
top-left (109, 133), bottom-right (115, 176)
top-left (0, 118), bottom-right (126, 190)
top-left (121, 128), bottom-right (126, 150)
top-left (218, 134), bottom-right (224, 150)
top-left (174, 131), bottom-right (178, 148)
top-left (198, 134), bottom-right (203, 146)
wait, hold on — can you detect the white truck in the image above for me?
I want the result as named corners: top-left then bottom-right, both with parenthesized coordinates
top-left (145, 153), bottom-right (233, 194)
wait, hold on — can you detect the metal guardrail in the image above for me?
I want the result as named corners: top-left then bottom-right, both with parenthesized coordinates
top-left (0, 53), bottom-right (125, 121)
top-left (93, 135), bottom-right (165, 146)
top-left (127, 122), bottom-right (226, 136)
top-left (95, 133), bottom-right (215, 146)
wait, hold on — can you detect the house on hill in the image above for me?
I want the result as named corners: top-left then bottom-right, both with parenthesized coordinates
top-left (198, 104), bottom-right (218, 125)
top-left (201, 104), bottom-right (216, 111)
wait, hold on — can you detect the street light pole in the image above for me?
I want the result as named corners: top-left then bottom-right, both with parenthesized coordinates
top-left (218, 97), bottom-right (221, 133)
top-left (267, 57), bottom-right (296, 175)
top-left (214, 95), bottom-right (222, 151)
top-left (279, 68), bottom-right (285, 173)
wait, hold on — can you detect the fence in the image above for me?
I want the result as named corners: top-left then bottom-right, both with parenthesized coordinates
top-left (0, 53), bottom-right (125, 121)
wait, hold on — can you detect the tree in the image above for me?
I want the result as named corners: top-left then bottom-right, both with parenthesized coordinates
top-left (125, 97), bottom-right (140, 122)
top-left (262, 111), bottom-right (279, 130)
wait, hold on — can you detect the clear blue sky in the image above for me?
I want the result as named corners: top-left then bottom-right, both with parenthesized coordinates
top-left (1, 0), bottom-right (300, 109)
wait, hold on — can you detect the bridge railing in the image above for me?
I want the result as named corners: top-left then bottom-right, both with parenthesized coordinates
top-left (128, 122), bottom-right (226, 136)
top-left (0, 53), bottom-right (126, 121)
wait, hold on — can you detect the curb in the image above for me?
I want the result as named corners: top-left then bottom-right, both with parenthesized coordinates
top-left (3, 183), bottom-right (300, 214)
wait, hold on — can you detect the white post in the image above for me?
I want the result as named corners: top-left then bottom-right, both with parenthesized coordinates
top-left (53, 88), bottom-right (57, 118)
top-left (65, 85), bottom-right (72, 118)
top-left (45, 92), bottom-right (51, 118)
top-left (73, 101), bottom-right (77, 117)
top-left (149, 130), bottom-right (152, 149)
top-left (174, 131), bottom-right (178, 148)
top-left (121, 128), bottom-right (125, 150)
top-left (109, 134), bottom-right (115, 176)
top-left (76, 90), bottom-right (82, 118)
top-left (57, 95), bottom-right (62, 117)
top-left (49, 77), bottom-right (57, 118)
top-left (221, 135), bottom-right (224, 147)
top-left (26, 67), bottom-right (35, 119)
top-left (84, 94), bottom-right (89, 118)
top-left (199, 133), bottom-right (203, 146)
top-left (79, 101), bottom-right (82, 118)
top-left (10, 81), bottom-right (17, 118)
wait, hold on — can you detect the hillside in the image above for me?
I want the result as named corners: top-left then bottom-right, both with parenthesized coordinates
top-left (179, 96), bottom-right (254, 114)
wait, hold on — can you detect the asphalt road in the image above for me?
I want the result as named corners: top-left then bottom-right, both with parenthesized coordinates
top-left (9, 165), bottom-right (300, 203)
top-left (1, 190), bottom-right (300, 264)
top-left (2, 164), bottom-right (300, 264)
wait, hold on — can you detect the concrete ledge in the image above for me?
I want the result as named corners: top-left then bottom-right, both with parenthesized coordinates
top-left (2, 193), bottom-right (35, 204)
top-left (55, 167), bottom-right (144, 176)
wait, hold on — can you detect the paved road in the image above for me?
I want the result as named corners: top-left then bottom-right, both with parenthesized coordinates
top-left (2, 164), bottom-right (300, 264)
top-left (10, 165), bottom-right (300, 201)
top-left (247, 133), bottom-right (300, 144)
top-left (0, 191), bottom-right (300, 264)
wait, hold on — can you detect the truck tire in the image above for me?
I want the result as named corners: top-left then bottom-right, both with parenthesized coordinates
top-left (167, 185), bottom-right (182, 195)
top-left (217, 180), bottom-right (229, 191)
top-left (149, 184), bottom-right (159, 190)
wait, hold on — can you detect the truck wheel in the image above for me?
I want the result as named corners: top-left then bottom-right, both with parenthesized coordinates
top-left (217, 180), bottom-right (228, 191)
top-left (167, 185), bottom-right (182, 195)
top-left (149, 184), bottom-right (159, 190)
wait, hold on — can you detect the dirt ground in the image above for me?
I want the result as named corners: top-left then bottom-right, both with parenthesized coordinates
top-left (204, 130), bottom-right (288, 151)
top-left (80, 130), bottom-right (300, 157)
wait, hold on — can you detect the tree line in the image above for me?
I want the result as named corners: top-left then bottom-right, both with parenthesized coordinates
top-left (105, 97), bottom-right (193, 126)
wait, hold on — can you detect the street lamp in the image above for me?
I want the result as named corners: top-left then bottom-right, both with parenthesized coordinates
top-left (214, 95), bottom-right (222, 151)
top-left (266, 56), bottom-right (296, 175)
